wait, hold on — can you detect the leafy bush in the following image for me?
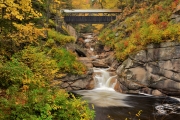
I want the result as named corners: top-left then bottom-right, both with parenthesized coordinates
top-left (0, 0), bottom-right (94, 120)
top-left (48, 48), bottom-right (87, 74)
top-left (0, 46), bottom-right (94, 120)
top-left (13, 46), bottom-right (58, 83)
top-left (48, 29), bottom-right (75, 46)
top-left (0, 87), bottom-right (95, 120)
top-left (44, 38), bottom-right (56, 48)
top-left (0, 58), bottom-right (33, 88)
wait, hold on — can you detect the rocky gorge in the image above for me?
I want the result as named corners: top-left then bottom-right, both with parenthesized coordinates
top-left (56, 33), bottom-right (180, 119)
top-left (55, 4), bottom-right (180, 98)
top-left (56, 34), bottom-right (180, 97)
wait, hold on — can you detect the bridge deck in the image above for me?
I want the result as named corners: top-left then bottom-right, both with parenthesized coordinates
top-left (64, 16), bottom-right (116, 24)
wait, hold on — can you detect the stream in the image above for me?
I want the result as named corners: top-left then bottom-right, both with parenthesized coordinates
top-left (75, 68), bottom-right (180, 120)
top-left (74, 33), bottom-right (180, 120)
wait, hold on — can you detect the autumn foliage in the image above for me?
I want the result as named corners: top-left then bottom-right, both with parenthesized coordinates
top-left (0, 0), bottom-right (94, 119)
top-left (99, 0), bottom-right (180, 60)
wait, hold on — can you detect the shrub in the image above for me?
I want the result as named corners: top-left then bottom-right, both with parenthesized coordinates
top-left (13, 46), bottom-right (58, 82)
top-left (0, 58), bottom-right (33, 88)
top-left (0, 87), bottom-right (95, 120)
top-left (48, 29), bottom-right (75, 46)
top-left (162, 23), bottom-right (180, 40)
top-left (44, 38), bottom-right (56, 48)
top-left (0, 46), bottom-right (94, 120)
top-left (48, 48), bottom-right (87, 74)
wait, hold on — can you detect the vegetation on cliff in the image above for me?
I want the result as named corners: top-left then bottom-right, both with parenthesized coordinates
top-left (99, 0), bottom-right (180, 60)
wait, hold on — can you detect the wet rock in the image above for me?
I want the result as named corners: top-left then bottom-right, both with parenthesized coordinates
top-left (78, 57), bottom-right (93, 68)
top-left (114, 80), bottom-right (123, 93)
top-left (119, 78), bottom-right (142, 90)
top-left (150, 79), bottom-right (180, 95)
top-left (92, 60), bottom-right (109, 68)
top-left (117, 41), bottom-right (180, 96)
top-left (111, 59), bottom-right (120, 70)
top-left (128, 67), bottom-right (149, 85)
top-left (128, 90), bottom-right (140, 94)
top-left (55, 69), bottom-right (93, 91)
top-left (98, 52), bottom-right (108, 59)
top-left (152, 90), bottom-right (164, 96)
top-left (71, 79), bottom-right (89, 90)
top-left (107, 67), bottom-right (116, 72)
top-left (141, 87), bottom-right (152, 94)
top-left (118, 82), bottom-right (128, 93)
top-left (104, 52), bottom-right (115, 65)
top-left (61, 82), bottom-right (70, 88)
top-left (90, 55), bottom-right (99, 60)
top-left (130, 50), bottom-right (147, 62)
top-left (86, 79), bottom-right (95, 90)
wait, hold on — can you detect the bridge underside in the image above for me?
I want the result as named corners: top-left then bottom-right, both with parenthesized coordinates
top-left (64, 16), bottom-right (116, 24)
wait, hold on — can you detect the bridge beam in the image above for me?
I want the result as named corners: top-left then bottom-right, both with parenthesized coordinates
top-left (64, 16), bottom-right (116, 24)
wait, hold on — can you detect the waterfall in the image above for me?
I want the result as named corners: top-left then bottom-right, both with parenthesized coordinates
top-left (74, 68), bottom-right (130, 107)
top-left (93, 68), bottom-right (117, 91)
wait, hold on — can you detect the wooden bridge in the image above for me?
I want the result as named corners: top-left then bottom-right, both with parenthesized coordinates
top-left (61, 9), bottom-right (121, 24)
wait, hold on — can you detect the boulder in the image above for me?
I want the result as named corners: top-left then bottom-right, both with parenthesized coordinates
top-left (92, 60), bottom-right (109, 68)
top-left (117, 41), bottom-right (180, 96)
top-left (86, 79), bottom-right (95, 90)
top-left (150, 79), bottom-right (180, 95)
top-left (78, 57), bottom-right (93, 68)
top-left (55, 68), bottom-right (93, 91)
top-left (114, 81), bottom-right (123, 93)
top-left (152, 90), bottom-right (164, 96)
top-left (104, 52), bottom-right (115, 65)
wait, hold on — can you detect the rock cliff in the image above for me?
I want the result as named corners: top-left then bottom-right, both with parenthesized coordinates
top-left (117, 41), bottom-right (180, 96)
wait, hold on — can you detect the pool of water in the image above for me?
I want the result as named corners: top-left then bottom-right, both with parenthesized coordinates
top-left (74, 89), bottom-right (180, 120)
top-left (95, 96), bottom-right (180, 120)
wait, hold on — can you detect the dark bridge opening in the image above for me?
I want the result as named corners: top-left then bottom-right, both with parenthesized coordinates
top-left (61, 9), bottom-right (121, 24)
top-left (64, 16), bottom-right (116, 24)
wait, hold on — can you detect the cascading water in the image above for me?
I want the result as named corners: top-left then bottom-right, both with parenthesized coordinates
top-left (93, 68), bottom-right (117, 90)
top-left (74, 67), bottom-right (131, 107)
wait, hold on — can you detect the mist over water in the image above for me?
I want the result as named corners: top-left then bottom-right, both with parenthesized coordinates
top-left (75, 89), bottom-right (131, 107)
